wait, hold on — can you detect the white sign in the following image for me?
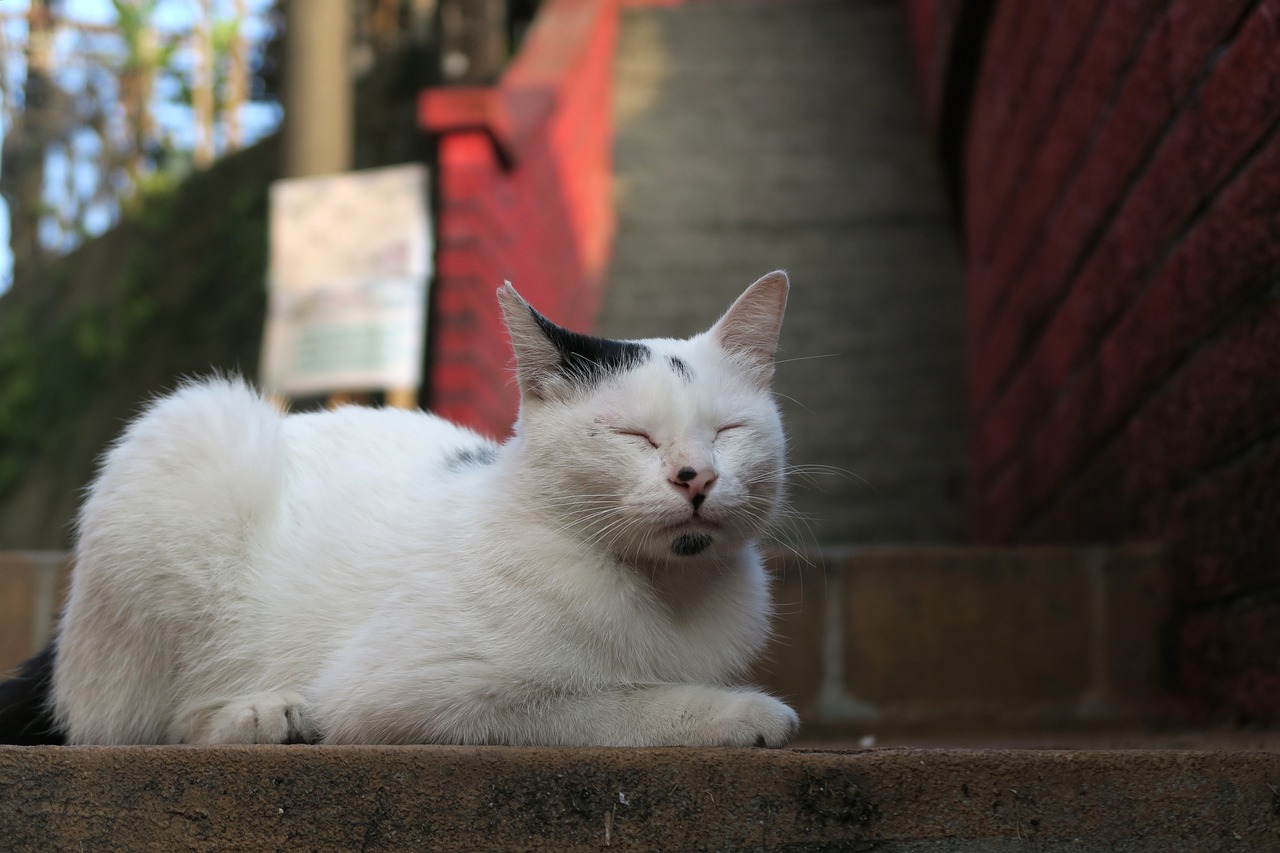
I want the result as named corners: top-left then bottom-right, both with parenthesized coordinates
top-left (260, 163), bottom-right (432, 397)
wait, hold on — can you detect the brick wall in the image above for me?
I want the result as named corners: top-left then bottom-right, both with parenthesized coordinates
top-left (0, 553), bottom-right (69, 676)
top-left (419, 0), bottom-right (618, 437)
top-left (907, 0), bottom-right (1280, 722)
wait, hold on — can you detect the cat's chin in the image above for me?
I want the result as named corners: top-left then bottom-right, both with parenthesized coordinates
top-left (670, 531), bottom-right (714, 557)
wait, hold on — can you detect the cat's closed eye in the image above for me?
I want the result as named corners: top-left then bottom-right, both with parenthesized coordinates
top-left (715, 424), bottom-right (745, 439)
top-left (616, 429), bottom-right (658, 448)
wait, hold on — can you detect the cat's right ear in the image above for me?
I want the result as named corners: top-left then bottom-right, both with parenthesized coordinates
top-left (711, 270), bottom-right (789, 387)
top-left (497, 283), bottom-right (562, 399)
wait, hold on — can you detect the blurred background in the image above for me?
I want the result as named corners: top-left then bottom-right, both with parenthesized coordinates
top-left (2, 0), bottom-right (1279, 745)
top-left (0, 0), bottom-right (280, 292)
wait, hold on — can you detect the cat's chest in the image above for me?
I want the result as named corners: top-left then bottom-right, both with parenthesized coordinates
top-left (517, 561), bottom-right (764, 685)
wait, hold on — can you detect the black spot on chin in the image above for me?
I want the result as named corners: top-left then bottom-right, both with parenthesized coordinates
top-left (529, 306), bottom-right (650, 388)
top-left (671, 532), bottom-right (713, 556)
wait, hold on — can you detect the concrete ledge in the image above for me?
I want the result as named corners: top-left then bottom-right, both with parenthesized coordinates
top-left (3, 745), bottom-right (1279, 850)
top-left (756, 545), bottom-right (1168, 734)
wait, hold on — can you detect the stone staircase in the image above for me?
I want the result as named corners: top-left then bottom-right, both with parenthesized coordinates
top-left (4, 743), bottom-right (1280, 850)
top-left (4, 547), bottom-right (1279, 850)
top-left (3, 3), bottom-right (1277, 849)
top-left (756, 546), bottom-right (1168, 740)
top-left (1, 545), bottom-right (1170, 739)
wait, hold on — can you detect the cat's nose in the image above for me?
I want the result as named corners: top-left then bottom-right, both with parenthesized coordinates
top-left (671, 465), bottom-right (717, 506)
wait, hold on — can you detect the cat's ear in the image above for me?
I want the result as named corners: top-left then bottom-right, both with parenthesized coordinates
top-left (711, 270), bottom-right (789, 385)
top-left (497, 283), bottom-right (564, 399)
top-left (496, 283), bottom-right (650, 400)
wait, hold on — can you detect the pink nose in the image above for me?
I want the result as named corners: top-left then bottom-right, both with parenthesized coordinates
top-left (671, 465), bottom-right (717, 508)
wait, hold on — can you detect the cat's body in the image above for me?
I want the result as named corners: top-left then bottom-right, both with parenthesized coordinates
top-left (0, 272), bottom-right (799, 746)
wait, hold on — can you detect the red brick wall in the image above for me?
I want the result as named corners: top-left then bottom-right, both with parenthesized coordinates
top-left (419, 0), bottom-right (618, 437)
top-left (908, 0), bottom-right (1280, 722)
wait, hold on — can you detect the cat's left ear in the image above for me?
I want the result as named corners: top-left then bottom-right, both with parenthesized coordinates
top-left (711, 270), bottom-right (789, 386)
top-left (496, 282), bottom-right (564, 399)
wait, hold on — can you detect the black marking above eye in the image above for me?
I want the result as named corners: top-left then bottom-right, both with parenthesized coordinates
top-left (667, 356), bottom-right (693, 382)
top-left (529, 306), bottom-right (650, 387)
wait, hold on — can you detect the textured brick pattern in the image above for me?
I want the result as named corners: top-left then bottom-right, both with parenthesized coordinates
top-left (418, 0), bottom-right (618, 437)
top-left (750, 547), bottom-right (1168, 734)
top-left (0, 553), bottom-right (69, 677)
top-left (908, 0), bottom-right (1280, 722)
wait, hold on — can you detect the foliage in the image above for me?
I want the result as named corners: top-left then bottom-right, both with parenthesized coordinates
top-left (0, 0), bottom-right (273, 286)
top-left (0, 159), bottom-right (266, 501)
top-left (0, 222), bottom-right (162, 498)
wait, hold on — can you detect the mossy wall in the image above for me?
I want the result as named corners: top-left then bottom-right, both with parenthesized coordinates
top-left (0, 140), bottom-right (276, 549)
top-left (0, 47), bottom-right (434, 549)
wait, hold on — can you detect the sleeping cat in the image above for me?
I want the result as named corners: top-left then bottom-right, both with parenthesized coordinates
top-left (0, 271), bottom-right (798, 747)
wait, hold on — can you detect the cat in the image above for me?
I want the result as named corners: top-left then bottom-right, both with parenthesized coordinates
top-left (0, 271), bottom-right (799, 747)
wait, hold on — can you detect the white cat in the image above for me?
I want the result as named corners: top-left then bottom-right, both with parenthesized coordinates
top-left (39, 271), bottom-right (798, 746)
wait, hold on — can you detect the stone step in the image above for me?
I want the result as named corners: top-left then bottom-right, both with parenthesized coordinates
top-left (3, 546), bottom-right (1264, 851)
top-left (756, 544), bottom-right (1169, 735)
top-left (2, 545), bottom-right (1168, 736)
top-left (3, 744), bottom-right (1279, 851)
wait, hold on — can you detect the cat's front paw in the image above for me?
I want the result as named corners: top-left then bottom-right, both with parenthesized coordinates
top-left (697, 690), bottom-right (799, 748)
top-left (181, 692), bottom-right (318, 744)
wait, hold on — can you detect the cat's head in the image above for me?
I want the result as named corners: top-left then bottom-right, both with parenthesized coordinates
top-left (497, 272), bottom-right (789, 563)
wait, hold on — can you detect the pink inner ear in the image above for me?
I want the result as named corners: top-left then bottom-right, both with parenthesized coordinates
top-left (714, 272), bottom-right (789, 364)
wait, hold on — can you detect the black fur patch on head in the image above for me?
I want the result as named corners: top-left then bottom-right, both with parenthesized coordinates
top-left (529, 307), bottom-right (650, 388)
top-left (671, 532), bottom-right (714, 557)
top-left (447, 445), bottom-right (499, 470)
top-left (667, 356), bottom-right (693, 383)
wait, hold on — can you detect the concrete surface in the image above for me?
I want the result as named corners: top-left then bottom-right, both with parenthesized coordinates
top-left (602, 0), bottom-right (968, 546)
top-left (3, 745), bottom-right (1280, 851)
top-left (753, 546), bottom-right (1168, 736)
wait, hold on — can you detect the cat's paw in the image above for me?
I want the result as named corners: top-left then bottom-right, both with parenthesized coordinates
top-left (695, 690), bottom-right (799, 748)
top-left (181, 692), bottom-right (318, 744)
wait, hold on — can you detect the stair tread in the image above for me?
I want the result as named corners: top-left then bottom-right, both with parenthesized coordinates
top-left (3, 743), bottom-right (1278, 850)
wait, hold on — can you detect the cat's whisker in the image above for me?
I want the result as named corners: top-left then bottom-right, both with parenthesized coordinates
top-left (772, 352), bottom-right (841, 366)
top-left (770, 391), bottom-right (816, 415)
top-left (745, 463), bottom-right (875, 493)
top-left (584, 513), bottom-right (646, 553)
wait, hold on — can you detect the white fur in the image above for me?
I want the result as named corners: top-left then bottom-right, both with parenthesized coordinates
top-left (51, 272), bottom-right (798, 746)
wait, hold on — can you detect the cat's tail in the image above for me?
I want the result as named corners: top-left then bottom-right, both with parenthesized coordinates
top-left (0, 644), bottom-right (65, 744)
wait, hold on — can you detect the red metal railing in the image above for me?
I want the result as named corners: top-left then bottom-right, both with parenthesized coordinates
top-left (419, 0), bottom-right (619, 437)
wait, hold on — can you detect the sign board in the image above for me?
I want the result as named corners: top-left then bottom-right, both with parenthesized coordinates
top-left (260, 163), bottom-right (432, 399)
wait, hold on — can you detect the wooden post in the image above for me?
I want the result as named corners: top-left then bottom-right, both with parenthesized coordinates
top-left (281, 0), bottom-right (353, 179)
top-left (384, 388), bottom-right (418, 410)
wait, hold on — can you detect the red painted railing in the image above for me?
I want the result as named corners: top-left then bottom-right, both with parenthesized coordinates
top-left (419, 0), bottom-right (618, 437)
